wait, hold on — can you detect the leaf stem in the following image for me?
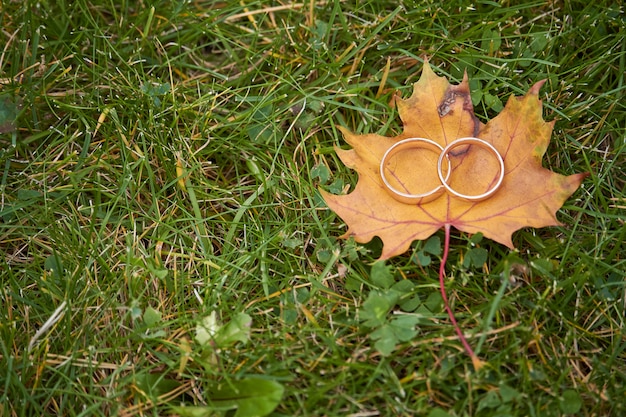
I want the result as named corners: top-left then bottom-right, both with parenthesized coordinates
top-left (440, 224), bottom-right (483, 370)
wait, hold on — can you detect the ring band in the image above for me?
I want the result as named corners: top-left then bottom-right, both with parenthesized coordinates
top-left (437, 137), bottom-right (505, 201)
top-left (380, 138), bottom-right (451, 204)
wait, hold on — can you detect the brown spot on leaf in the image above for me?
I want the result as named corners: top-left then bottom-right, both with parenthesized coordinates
top-left (438, 78), bottom-right (480, 137)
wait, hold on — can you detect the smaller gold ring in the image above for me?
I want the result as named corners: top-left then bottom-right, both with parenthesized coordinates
top-left (380, 138), bottom-right (451, 205)
top-left (437, 137), bottom-right (504, 201)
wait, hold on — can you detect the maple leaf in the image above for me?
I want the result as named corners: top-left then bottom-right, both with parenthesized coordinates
top-left (321, 62), bottom-right (587, 260)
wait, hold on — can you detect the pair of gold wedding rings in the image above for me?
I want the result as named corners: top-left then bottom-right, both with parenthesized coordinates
top-left (379, 137), bottom-right (505, 204)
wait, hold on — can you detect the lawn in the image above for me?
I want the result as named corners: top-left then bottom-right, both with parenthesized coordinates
top-left (0, 1), bottom-right (624, 416)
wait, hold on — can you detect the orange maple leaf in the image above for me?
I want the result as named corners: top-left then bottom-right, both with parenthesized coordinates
top-left (321, 62), bottom-right (587, 260)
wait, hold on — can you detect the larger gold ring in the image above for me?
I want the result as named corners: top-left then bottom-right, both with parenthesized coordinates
top-left (380, 138), bottom-right (451, 205)
top-left (436, 137), bottom-right (504, 201)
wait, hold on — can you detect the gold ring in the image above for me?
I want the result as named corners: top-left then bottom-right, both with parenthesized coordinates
top-left (437, 137), bottom-right (504, 201)
top-left (380, 138), bottom-right (451, 205)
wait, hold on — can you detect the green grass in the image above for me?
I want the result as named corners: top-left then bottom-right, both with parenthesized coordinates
top-left (1, 1), bottom-right (624, 416)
